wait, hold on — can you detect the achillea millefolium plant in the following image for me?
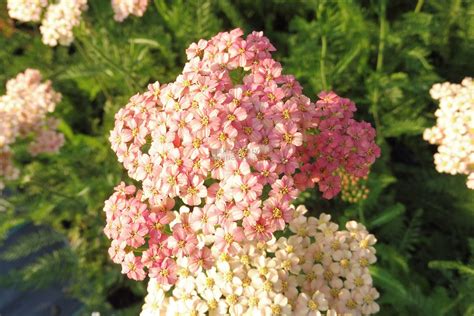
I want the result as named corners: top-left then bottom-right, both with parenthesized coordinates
top-left (104, 28), bottom-right (380, 314)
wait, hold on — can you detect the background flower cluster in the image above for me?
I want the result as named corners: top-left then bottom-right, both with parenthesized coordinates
top-left (0, 68), bottom-right (63, 190)
top-left (423, 78), bottom-right (474, 189)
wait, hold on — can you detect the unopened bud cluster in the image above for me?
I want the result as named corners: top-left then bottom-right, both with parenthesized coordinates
top-left (338, 170), bottom-right (369, 204)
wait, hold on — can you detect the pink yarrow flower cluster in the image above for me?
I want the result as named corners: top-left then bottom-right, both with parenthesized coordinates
top-left (0, 69), bottom-right (64, 189)
top-left (112, 0), bottom-right (149, 22)
top-left (140, 205), bottom-right (379, 315)
top-left (423, 78), bottom-right (474, 189)
top-left (104, 28), bottom-right (380, 282)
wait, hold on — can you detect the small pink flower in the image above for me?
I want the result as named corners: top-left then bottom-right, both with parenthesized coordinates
top-left (229, 173), bottom-right (262, 203)
top-left (244, 216), bottom-right (274, 241)
top-left (121, 253), bottom-right (146, 281)
top-left (189, 247), bottom-right (214, 273)
top-left (262, 197), bottom-right (292, 230)
top-left (167, 224), bottom-right (198, 257)
top-left (214, 222), bottom-right (244, 255)
top-left (149, 257), bottom-right (178, 285)
top-left (190, 205), bottom-right (219, 234)
top-left (181, 175), bottom-right (207, 206)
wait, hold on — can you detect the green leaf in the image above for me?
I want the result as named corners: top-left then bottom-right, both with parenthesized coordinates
top-left (370, 266), bottom-right (408, 298)
top-left (429, 260), bottom-right (474, 276)
top-left (369, 203), bottom-right (405, 228)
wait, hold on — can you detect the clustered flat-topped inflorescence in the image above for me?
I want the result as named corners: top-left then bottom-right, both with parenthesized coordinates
top-left (7, 0), bottom-right (88, 46)
top-left (0, 69), bottom-right (64, 190)
top-left (111, 0), bottom-right (149, 22)
top-left (104, 28), bottom-right (380, 288)
top-left (423, 78), bottom-right (474, 189)
top-left (7, 0), bottom-right (149, 46)
top-left (140, 205), bottom-right (379, 315)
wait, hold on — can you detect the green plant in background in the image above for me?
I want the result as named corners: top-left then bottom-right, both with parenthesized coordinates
top-left (0, 0), bottom-right (473, 315)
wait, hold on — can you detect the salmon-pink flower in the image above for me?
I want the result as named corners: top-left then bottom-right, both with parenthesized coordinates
top-left (181, 175), bottom-right (207, 206)
top-left (189, 205), bottom-right (219, 234)
top-left (150, 258), bottom-right (178, 285)
top-left (189, 247), bottom-right (214, 273)
top-left (244, 216), bottom-right (274, 241)
top-left (229, 174), bottom-right (262, 203)
top-left (167, 225), bottom-right (198, 257)
top-left (214, 222), bottom-right (244, 255)
top-left (121, 253), bottom-right (146, 281)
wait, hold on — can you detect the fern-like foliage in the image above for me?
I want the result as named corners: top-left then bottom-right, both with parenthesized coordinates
top-left (398, 208), bottom-right (423, 256)
top-left (0, 248), bottom-right (77, 290)
top-left (0, 227), bottom-right (65, 261)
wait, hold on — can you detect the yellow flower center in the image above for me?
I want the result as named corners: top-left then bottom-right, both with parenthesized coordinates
top-left (244, 127), bottom-right (253, 135)
top-left (346, 299), bottom-right (357, 309)
top-left (206, 277), bottom-right (215, 288)
top-left (272, 207), bottom-right (282, 218)
top-left (308, 300), bottom-right (318, 311)
top-left (226, 294), bottom-right (238, 305)
top-left (271, 304), bottom-right (282, 315)
top-left (192, 138), bottom-right (202, 148)
top-left (249, 297), bottom-right (258, 307)
top-left (224, 233), bottom-right (234, 244)
top-left (283, 133), bottom-right (293, 144)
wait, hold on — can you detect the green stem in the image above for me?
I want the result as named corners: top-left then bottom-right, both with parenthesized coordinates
top-left (317, 1), bottom-right (328, 91)
top-left (414, 0), bottom-right (424, 13)
top-left (371, 0), bottom-right (386, 140)
top-left (320, 35), bottom-right (328, 91)
top-left (358, 203), bottom-right (366, 224)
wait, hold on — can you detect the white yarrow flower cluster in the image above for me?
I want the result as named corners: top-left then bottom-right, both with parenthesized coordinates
top-left (7, 0), bottom-right (87, 46)
top-left (141, 205), bottom-right (379, 316)
top-left (111, 0), bottom-right (149, 22)
top-left (7, 0), bottom-right (48, 22)
top-left (40, 0), bottom-right (88, 46)
top-left (0, 69), bottom-right (64, 189)
top-left (423, 78), bottom-right (474, 189)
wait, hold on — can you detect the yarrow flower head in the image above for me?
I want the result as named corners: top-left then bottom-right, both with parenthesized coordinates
top-left (0, 69), bottom-right (64, 189)
top-left (423, 78), bottom-right (474, 189)
top-left (7, 0), bottom-right (147, 45)
top-left (104, 28), bottom-right (380, 282)
top-left (7, 0), bottom-right (48, 22)
top-left (140, 205), bottom-right (380, 315)
top-left (112, 0), bottom-right (149, 22)
top-left (40, 0), bottom-right (88, 46)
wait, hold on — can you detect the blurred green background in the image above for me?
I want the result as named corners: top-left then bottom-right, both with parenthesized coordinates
top-left (0, 0), bottom-right (473, 315)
